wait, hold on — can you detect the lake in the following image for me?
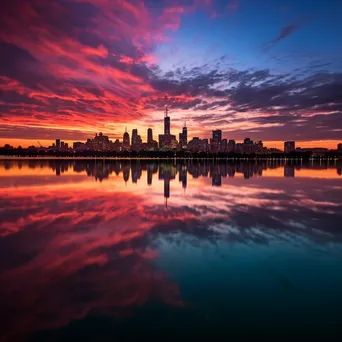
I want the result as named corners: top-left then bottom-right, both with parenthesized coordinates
top-left (0, 159), bottom-right (342, 341)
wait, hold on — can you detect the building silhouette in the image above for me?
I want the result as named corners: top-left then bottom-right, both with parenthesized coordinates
top-left (179, 122), bottom-right (188, 148)
top-left (284, 141), bottom-right (296, 153)
top-left (123, 128), bottom-right (130, 150)
top-left (164, 107), bottom-right (170, 135)
top-left (211, 130), bottom-right (222, 152)
top-left (159, 106), bottom-right (177, 149)
top-left (93, 132), bottom-right (109, 151)
top-left (212, 130), bottom-right (222, 143)
top-left (132, 129), bottom-right (138, 146)
top-left (147, 128), bottom-right (153, 144)
top-left (131, 129), bottom-right (142, 151)
top-left (228, 139), bottom-right (235, 152)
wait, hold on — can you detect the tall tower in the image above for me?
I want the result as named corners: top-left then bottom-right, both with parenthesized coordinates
top-left (132, 129), bottom-right (138, 146)
top-left (284, 141), bottom-right (295, 153)
top-left (123, 127), bottom-right (130, 147)
top-left (179, 121), bottom-right (188, 148)
top-left (164, 106), bottom-right (170, 135)
top-left (212, 130), bottom-right (222, 143)
top-left (147, 128), bottom-right (153, 144)
top-left (182, 121), bottom-right (187, 144)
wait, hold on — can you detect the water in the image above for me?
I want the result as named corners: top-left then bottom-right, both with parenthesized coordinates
top-left (0, 159), bottom-right (342, 341)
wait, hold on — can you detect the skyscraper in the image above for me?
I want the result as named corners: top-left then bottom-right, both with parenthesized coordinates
top-left (164, 106), bottom-right (170, 135)
top-left (56, 139), bottom-right (61, 150)
top-left (212, 130), bottom-right (222, 143)
top-left (132, 129), bottom-right (138, 146)
top-left (243, 137), bottom-right (253, 154)
top-left (244, 137), bottom-right (252, 145)
top-left (159, 107), bottom-right (177, 149)
top-left (123, 128), bottom-right (130, 148)
top-left (220, 139), bottom-right (227, 152)
top-left (228, 139), bottom-right (236, 152)
top-left (147, 128), bottom-right (153, 144)
top-left (284, 141), bottom-right (295, 153)
top-left (211, 130), bottom-right (222, 152)
top-left (179, 122), bottom-right (188, 148)
top-left (93, 132), bottom-right (109, 151)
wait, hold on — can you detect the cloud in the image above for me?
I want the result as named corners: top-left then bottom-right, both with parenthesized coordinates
top-left (0, 1), bottom-right (340, 144)
top-left (141, 62), bottom-right (342, 141)
top-left (264, 20), bottom-right (306, 51)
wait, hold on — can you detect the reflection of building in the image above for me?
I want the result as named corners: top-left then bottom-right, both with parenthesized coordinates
top-left (13, 160), bottom-right (342, 208)
top-left (284, 141), bottom-right (295, 153)
top-left (56, 163), bottom-right (61, 176)
top-left (228, 164), bottom-right (235, 177)
top-left (179, 165), bottom-right (187, 189)
top-left (284, 165), bottom-right (295, 177)
top-left (123, 165), bottom-right (130, 183)
top-left (210, 165), bottom-right (222, 186)
top-left (147, 162), bottom-right (158, 185)
top-left (159, 163), bottom-right (177, 207)
top-left (131, 162), bottom-right (142, 183)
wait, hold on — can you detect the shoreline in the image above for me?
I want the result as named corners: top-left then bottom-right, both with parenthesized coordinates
top-left (0, 156), bottom-right (341, 161)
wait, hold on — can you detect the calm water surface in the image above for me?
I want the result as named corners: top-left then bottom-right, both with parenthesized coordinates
top-left (0, 160), bottom-right (342, 341)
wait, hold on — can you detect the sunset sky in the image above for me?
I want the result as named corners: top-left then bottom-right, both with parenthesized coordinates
top-left (1, 0), bottom-right (341, 149)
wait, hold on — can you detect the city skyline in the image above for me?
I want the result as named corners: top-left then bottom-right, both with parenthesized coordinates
top-left (1, 0), bottom-right (342, 150)
top-left (1, 108), bottom-right (341, 153)
top-left (1, 107), bottom-right (341, 153)
top-left (1, 2), bottom-right (342, 340)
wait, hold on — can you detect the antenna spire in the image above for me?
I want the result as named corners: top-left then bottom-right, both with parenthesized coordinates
top-left (165, 106), bottom-right (168, 117)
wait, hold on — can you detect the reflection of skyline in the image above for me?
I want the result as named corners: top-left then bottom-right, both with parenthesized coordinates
top-left (1, 160), bottom-right (341, 203)
top-left (1, 161), bottom-right (342, 341)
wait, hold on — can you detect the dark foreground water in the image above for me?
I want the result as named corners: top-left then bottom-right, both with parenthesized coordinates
top-left (0, 159), bottom-right (342, 341)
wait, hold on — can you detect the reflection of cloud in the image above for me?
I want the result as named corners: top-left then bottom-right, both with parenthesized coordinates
top-left (0, 190), bottom-right (183, 341)
top-left (1, 160), bottom-right (342, 340)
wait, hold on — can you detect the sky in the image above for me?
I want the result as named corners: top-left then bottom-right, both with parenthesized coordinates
top-left (0, 0), bottom-right (342, 149)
